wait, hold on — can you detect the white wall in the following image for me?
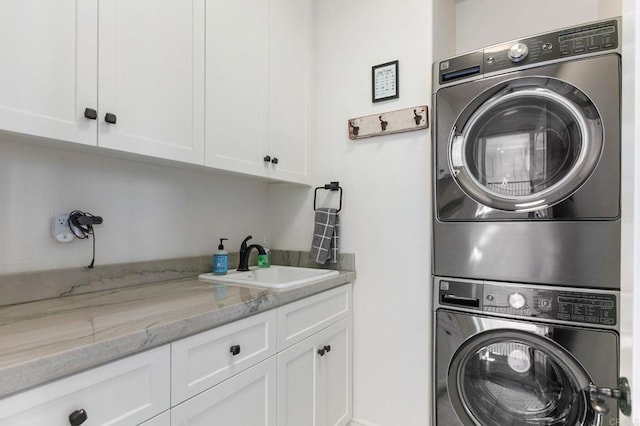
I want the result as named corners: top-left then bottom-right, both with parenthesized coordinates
top-left (0, 136), bottom-right (269, 274)
top-left (270, 0), bottom-right (433, 424)
top-left (621, 0), bottom-right (640, 423)
top-left (455, 0), bottom-right (621, 54)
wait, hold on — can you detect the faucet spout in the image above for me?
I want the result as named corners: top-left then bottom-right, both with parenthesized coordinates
top-left (237, 236), bottom-right (266, 271)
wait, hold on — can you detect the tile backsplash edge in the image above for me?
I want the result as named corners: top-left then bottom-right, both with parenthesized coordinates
top-left (0, 251), bottom-right (355, 306)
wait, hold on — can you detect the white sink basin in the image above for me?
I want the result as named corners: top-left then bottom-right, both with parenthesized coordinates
top-left (198, 265), bottom-right (339, 289)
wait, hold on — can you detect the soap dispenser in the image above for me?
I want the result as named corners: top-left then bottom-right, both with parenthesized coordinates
top-left (213, 238), bottom-right (229, 275)
top-left (258, 237), bottom-right (270, 268)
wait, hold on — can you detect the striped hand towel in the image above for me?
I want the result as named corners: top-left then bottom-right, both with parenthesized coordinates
top-left (310, 208), bottom-right (340, 264)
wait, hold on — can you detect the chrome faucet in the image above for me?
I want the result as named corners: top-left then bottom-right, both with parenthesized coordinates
top-left (237, 235), bottom-right (266, 271)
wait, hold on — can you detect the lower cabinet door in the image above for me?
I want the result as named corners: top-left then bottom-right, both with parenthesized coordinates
top-left (320, 318), bottom-right (352, 426)
top-left (277, 317), bottom-right (352, 426)
top-left (0, 346), bottom-right (170, 426)
top-left (276, 330), bottom-right (320, 426)
top-left (171, 356), bottom-right (277, 426)
top-left (140, 410), bottom-right (170, 426)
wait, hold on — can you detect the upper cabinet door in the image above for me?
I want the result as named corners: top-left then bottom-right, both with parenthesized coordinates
top-left (268, 0), bottom-right (312, 184)
top-left (98, 0), bottom-right (205, 165)
top-left (204, 0), bottom-right (270, 177)
top-left (0, 0), bottom-right (98, 146)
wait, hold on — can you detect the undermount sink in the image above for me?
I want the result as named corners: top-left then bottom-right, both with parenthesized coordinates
top-left (198, 265), bottom-right (339, 289)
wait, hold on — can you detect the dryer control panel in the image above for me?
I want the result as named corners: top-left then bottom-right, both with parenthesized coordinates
top-left (483, 19), bottom-right (618, 74)
top-left (436, 277), bottom-right (618, 329)
top-left (437, 17), bottom-right (619, 87)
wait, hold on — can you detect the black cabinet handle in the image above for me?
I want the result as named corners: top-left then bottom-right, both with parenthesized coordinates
top-left (69, 409), bottom-right (88, 426)
top-left (230, 345), bottom-right (241, 356)
top-left (263, 155), bottom-right (271, 163)
top-left (271, 157), bottom-right (279, 164)
top-left (318, 345), bottom-right (331, 357)
top-left (84, 108), bottom-right (97, 120)
top-left (104, 113), bottom-right (117, 124)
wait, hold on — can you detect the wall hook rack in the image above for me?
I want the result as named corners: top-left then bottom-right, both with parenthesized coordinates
top-left (379, 116), bottom-right (388, 131)
top-left (348, 105), bottom-right (428, 140)
top-left (349, 121), bottom-right (360, 136)
top-left (313, 181), bottom-right (343, 212)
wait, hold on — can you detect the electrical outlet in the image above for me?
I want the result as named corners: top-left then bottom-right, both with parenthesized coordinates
top-left (51, 213), bottom-right (74, 243)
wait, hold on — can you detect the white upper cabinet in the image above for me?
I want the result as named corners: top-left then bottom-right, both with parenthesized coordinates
top-left (0, 0), bottom-right (309, 181)
top-left (205, 0), bottom-right (312, 184)
top-left (98, 0), bottom-right (205, 164)
top-left (0, 0), bottom-right (98, 146)
top-left (0, 0), bottom-right (205, 165)
top-left (268, 0), bottom-right (312, 184)
top-left (205, 0), bottom-right (270, 176)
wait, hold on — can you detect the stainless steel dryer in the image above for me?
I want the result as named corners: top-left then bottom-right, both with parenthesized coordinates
top-left (432, 18), bottom-right (621, 289)
top-left (433, 276), bottom-right (627, 426)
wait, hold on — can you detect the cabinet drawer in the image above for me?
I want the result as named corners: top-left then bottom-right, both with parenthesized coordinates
top-left (0, 345), bottom-right (170, 426)
top-left (171, 357), bottom-right (277, 426)
top-left (277, 284), bottom-right (352, 350)
top-left (171, 309), bottom-right (277, 404)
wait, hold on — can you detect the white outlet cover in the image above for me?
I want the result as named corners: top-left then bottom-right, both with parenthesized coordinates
top-left (52, 213), bottom-right (74, 243)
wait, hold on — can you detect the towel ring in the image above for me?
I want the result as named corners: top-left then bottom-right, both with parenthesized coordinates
top-left (314, 181), bottom-right (343, 213)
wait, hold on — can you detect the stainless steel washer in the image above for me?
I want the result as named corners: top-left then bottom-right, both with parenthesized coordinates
top-left (432, 18), bottom-right (621, 288)
top-left (433, 276), bottom-right (622, 426)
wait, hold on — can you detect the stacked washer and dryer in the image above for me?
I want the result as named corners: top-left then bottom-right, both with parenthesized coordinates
top-left (431, 18), bottom-right (630, 426)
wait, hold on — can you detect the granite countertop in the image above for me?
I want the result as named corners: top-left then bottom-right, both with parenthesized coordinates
top-left (0, 270), bottom-right (355, 399)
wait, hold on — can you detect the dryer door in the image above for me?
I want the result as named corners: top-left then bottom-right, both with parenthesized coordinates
top-left (449, 76), bottom-right (604, 212)
top-left (447, 329), bottom-right (599, 426)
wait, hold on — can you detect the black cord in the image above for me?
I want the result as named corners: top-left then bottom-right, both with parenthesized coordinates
top-left (69, 210), bottom-right (99, 268)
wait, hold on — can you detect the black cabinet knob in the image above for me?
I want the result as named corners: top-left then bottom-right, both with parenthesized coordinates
top-left (271, 157), bottom-right (279, 164)
top-left (263, 155), bottom-right (271, 163)
top-left (69, 409), bottom-right (88, 426)
top-left (318, 345), bottom-right (331, 357)
top-left (230, 345), bottom-right (241, 356)
top-left (84, 108), bottom-right (97, 120)
top-left (104, 113), bottom-right (117, 124)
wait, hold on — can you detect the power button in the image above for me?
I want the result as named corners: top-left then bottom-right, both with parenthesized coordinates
top-left (542, 42), bottom-right (553, 51)
top-left (538, 298), bottom-right (552, 311)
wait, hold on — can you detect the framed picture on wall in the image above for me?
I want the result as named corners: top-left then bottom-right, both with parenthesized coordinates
top-left (372, 60), bottom-right (399, 103)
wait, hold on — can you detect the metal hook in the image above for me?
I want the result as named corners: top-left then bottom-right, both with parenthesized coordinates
top-left (414, 109), bottom-right (422, 125)
top-left (379, 116), bottom-right (388, 131)
top-left (349, 120), bottom-right (359, 136)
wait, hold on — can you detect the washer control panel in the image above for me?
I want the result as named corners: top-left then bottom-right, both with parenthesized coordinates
top-left (436, 278), bottom-right (618, 328)
top-left (483, 283), bottom-right (617, 326)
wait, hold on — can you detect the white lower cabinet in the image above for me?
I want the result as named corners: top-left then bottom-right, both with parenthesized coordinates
top-left (140, 410), bottom-right (171, 426)
top-left (277, 317), bottom-right (352, 426)
top-left (171, 309), bottom-right (277, 404)
top-left (171, 357), bottom-right (277, 425)
top-left (0, 284), bottom-right (352, 425)
top-left (0, 346), bottom-right (170, 426)
top-left (169, 284), bottom-right (352, 426)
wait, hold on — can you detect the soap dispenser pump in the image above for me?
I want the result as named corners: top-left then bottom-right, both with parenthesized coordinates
top-left (213, 238), bottom-right (229, 275)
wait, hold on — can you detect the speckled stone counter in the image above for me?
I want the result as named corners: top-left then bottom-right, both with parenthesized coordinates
top-left (0, 270), bottom-right (355, 399)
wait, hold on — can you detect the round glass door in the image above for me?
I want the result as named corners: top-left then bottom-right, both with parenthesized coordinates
top-left (449, 77), bottom-right (604, 212)
top-left (447, 330), bottom-right (596, 426)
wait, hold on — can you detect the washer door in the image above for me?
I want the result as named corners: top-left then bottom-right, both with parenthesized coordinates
top-left (449, 77), bottom-right (604, 212)
top-left (448, 330), bottom-right (597, 426)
